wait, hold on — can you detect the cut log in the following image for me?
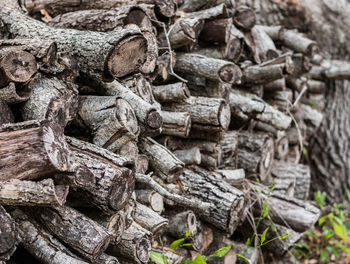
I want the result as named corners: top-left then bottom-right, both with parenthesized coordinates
top-left (85, 78), bottom-right (163, 132)
top-left (254, 188), bottom-right (320, 232)
top-left (161, 111), bottom-right (191, 138)
top-left (123, 193), bottom-right (137, 230)
top-left (0, 82), bottom-right (33, 105)
top-left (229, 89), bottom-right (292, 130)
top-left (10, 209), bottom-right (88, 264)
top-left (166, 210), bottom-right (198, 238)
top-left (107, 222), bottom-right (151, 264)
top-left (152, 82), bottom-right (190, 103)
top-left (21, 0), bottom-right (176, 18)
top-left (180, 166), bottom-right (245, 234)
top-left (159, 18), bottom-right (203, 49)
top-left (0, 119), bottom-right (71, 181)
top-left (183, 3), bottom-right (228, 20)
top-left (198, 18), bottom-right (233, 44)
top-left (271, 160), bottom-right (311, 200)
top-left (0, 50), bottom-right (37, 88)
top-left (77, 95), bottom-right (139, 152)
top-left (173, 147), bottom-right (202, 165)
top-left (0, 6), bottom-right (147, 79)
top-left (30, 205), bottom-right (111, 261)
top-left (241, 63), bottom-right (284, 85)
top-left (81, 209), bottom-right (125, 245)
top-left (179, 0), bottom-right (216, 12)
top-left (67, 137), bottom-right (135, 213)
top-left (307, 79), bottom-right (326, 94)
top-left (290, 53), bottom-right (310, 77)
top-left (281, 29), bottom-right (319, 57)
top-left (265, 90), bottom-right (293, 112)
top-left (136, 155), bottom-right (149, 174)
top-left (0, 206), bottom-right (17, 261)
top-left (138, 137), bottom-right (184, 183)
top-left (21, 76), bottom-right (78, 127)
top-left (233, 5), bottom-right (256, 30)
top-left (134, 202), bottom-right (168, 235)
top-left (218, 131), bottom-right (238, 169)
top-left (0, 178), bottom-right (68, 206)
top-left (95, 253), bottom-right (120, 264)
top-left (186, 77), bottom-right (231, 99)
top-left (163, 96), bottom-right (231, 130)
top-left (274, 131), bottom-right (289, 160)
top-left (188, 123), bottom-right (226, 141)
top-left (53, 165), bottom-right (96, 191)
top-left (0, 39), bottom-right (57, 69)
top-left (135, 189), bottom-right (164, 214)
top-left (174, 53), bottom-right (242, 84)
top-left (0, 100), bottom-right (14, 125)
top-left (251, 25), bottom-right (278, 62)
top-left (263, 78), bottom-right (286, 92)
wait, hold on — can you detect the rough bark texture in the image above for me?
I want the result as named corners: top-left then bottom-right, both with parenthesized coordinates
top-left (0, 82), bottom-right (33, 105)
top-left (0, 207), bottom-right (17, 261)
top-left (161, 111), bottom-right (191, 138)
top-left (0, 178), bottom-right (68, 206)
top-left (0, 100), bottom-right (14, 125)
top-left (10, 209), bottom-right (88, 264)
top-left (180, 166), bottom-right (245, 234)
top-left (138, 137), bottom-right (184, 182)
top-left (0, 6), bottom-right (147, 79)
top-left (30, 205), bottom-right (111, 261)
top-left (135, 189), bottom-right (164, 213)
top-left (152, 82), bottom-right (190, 103)
top-left (134, 202), bottom-right (168, 235)
top-left (0, 119), bottom-right (71, 181)
top-left (67, 137), bottom-right (135, 213)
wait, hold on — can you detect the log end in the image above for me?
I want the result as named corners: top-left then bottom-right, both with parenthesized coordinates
top-left (219, 64), bottom-right (242, 84)
top-left (108, 212), bottom-right (126, 245)
top-left (233, 7), bottom-right (256, 31)
top-left (136, 237), bottom-right (151, 263)
top-left (218, 102), bottom-right (231, 130)
top-left (155, 0), bottom-right (176, 18)
top-left (150, 192), bottom-right (164, 213)
top-left (53, 185), bottom-right (69, 206)
top-left (146, 110), bottom-right (163, 130)
top-left (107, 35), bottom-right (147, 78)
top-left (0, 51), bottom-right (37, 84)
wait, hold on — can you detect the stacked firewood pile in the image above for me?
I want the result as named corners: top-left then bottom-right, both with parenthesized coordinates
top-left (2, 0), bottom-right (345, 263)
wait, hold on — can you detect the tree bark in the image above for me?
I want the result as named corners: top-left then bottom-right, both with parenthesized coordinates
top-left (10, 209), bottom-right (88, 264)
top-left (30, 205), bottom-right (111, 261)
top-left (134, 202), bottom-right (168, 235)
top-left (166, 210), bottom-right (198, 238)
top-left (0, 178), bottom-right (68, 206)
top-left (135, 189), bottom-right (164, 213)
top-left (67, 137), bottom-right (135, 213)
top-left (161, 111), bottom-right (191, 138)
top-left (180, 166), bottom-right (245, 234)
top-left (138, 137), bottom-right (184, 183)
top-left (0, 82), bottom-right (33, 105)
top-left (173, 147), bottom-right (202, 165)
top-left (0, 100), bottom-right (14, 125)
top-left (0, 206), bottom-right (17, 261)
top-left (0, 5), bottom-right (147, 79)
top-left (152, 82), bottom-right (190, 103)
top-left (0, 119), bottom-right (71, 181)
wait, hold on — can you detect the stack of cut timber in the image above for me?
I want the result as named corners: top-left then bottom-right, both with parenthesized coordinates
top-left (0, 0), bottom-right (332, 263)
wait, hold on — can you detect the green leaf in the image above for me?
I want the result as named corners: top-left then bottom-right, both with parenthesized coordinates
top-left (331, 217), bottom-right (347, 243)
top-left (318, 214), bottom-right (329, 225)
top-left (302, 145), bottom-right (309, 162)
top-left (326, 245), bottom-right (340, 256)
top-left (181, 243), bottom-right (193, 247)
top-left (150, 251), bottom-right (168, 264)
top-left (170, 238), bottom-right (185, 251)
top-left (320, 249), bottom-right (329, 262)
top-left (260, 227), bottom-right (269, 244)
top-left (236, 254), bottom-right (253, 264)
top-left (245, 237), bottom-right (251, 247)
top-left (193, 254), bottom-right (207, 264)
top-left (332, 240), bottom-right (350, 256)
top-left (314, 191), bottom-right (327, 208)
top-left (262, 202), bottom-right (268, 218)
top-left (304, 229), bottom-right (318, 239)
top-left (211, 245), bottom-right (232, 258)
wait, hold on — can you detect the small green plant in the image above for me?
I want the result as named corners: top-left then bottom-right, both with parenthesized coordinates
top-left (294, 191), bottom-right (350, 263)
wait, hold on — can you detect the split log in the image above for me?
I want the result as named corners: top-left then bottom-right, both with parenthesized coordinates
top-left (0, 100), bottom-right (14, 125)
top-left (163, 96), bottom-right (230, 130)
top-left (174, 53), bottom-right (242, 84)
top-left (81, 210), bottom-right (125, 245)
top-left (0, 82), bottom-right (33, 105)
top-left (138, 137), bottom-right (184, 183)
top-left (159, 18), bottom-right (203, 49)
top-left (85, 78), bottom-right (163, 132)
top-left (271, 161), bottom-right (311, 200)
top-left (180, 167), bottom-right (245, 234)
top-left (107, 222), bottom-right (152, 264)
top-left (218, 131), bottom-right (238, 169)
top-left (161, 111), bottom-right (191, 138)
top-left (0, 207), bottom-right (17, 261)
top-left (233, 5), bottom-right (256, 30)
top-left (30, 205), bottom-right (111, 261)
top-left (0, 6), bottom-right (148, 79)
top-left (10, 209), bottom-right (87, 264)
top-left (166, 210), bottom-right (198, 238)
top-left (255, 188), bottom-right (320, 232)
top-left (0, 50), bottom-right (37, 88)
top-left (76, 96), bottom-right (139, 152)
top-left (236, 131), bottom-right (274, 181)
top-left (136, 155), bottom-right (149, 174)
top-left (134, 202), bottom-right (168, 235)
top-left (229, 89), bottom-right (292, 130)
top-left (173, 147), bottom-right (202, 165)
top-left (135, 189), bottom-right (164, 213)
top-left (21, 76), bottom-right (78, 127)
top-left (21, 0), bottom-right (176, 18)
top-left (67, 137), bottom-right (135, 213)
top-left (0, 178), bottom-right (68, 206)
top-left (0, 39), bottom-right (57, 69)
top-left (0, 119), bottom-right (71, 181)
top-left (152, 82), bottom-right (190, 103)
